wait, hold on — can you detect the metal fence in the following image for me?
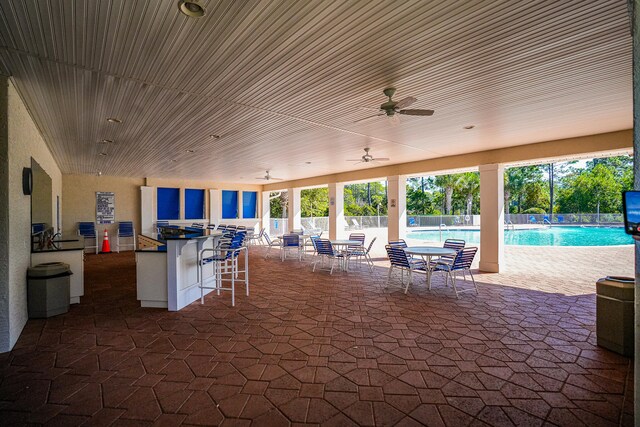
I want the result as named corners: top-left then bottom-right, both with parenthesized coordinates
top-left (270, 213), bottom-right (623, 232)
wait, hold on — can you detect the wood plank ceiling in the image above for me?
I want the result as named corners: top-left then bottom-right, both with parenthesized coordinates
top-left (0, 0), bottom-right (631, 183)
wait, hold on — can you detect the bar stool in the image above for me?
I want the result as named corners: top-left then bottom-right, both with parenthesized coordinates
top-left (197, 233), bottom-right (248, 306)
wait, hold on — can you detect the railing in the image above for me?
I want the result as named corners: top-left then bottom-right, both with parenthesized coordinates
top-left (269, 213), bottom-right (623, 233)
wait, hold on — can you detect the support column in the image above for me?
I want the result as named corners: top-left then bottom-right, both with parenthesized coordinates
top-left (261, 191), bottom-right (271, 236)
top-left (387, 176), bottom-right (407, 242)
top-left (479, 164), bottom-right (505, 272)
top-left (328, 183), bottom-right (344, 240)
top-left (209, 189), bottom-right (221, 226)
top-left (287, 187), bottom-right (302, 232)
top-left (630, 0), bottom-right (640, 416)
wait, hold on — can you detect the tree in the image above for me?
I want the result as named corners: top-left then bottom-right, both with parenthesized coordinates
top-left (434, 174), bottom-right (460, 215)
top-left (556, 164), bottom-right (622, 213)
top-left (504, 166), bottom-right (545, 213)
top-left (457, 172), bottom-right (480, 215)
top-left (300, 188), bottom-right (329, 217)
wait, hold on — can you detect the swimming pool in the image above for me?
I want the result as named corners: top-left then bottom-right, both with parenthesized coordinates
top-left (408, 226), bottom-right (633, 246)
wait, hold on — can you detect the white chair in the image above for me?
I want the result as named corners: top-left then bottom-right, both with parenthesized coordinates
top-left (264, 234), bottom-right (282, 258)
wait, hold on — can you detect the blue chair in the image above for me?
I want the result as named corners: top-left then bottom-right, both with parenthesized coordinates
top-left (408, 217), bottom-right (417, 227)
top-left (529, 215), bottom-right (537, 224)
top-left (431, 239), bottom-right (465, 267)
top-left (433, 247), bottom-right (479, 297)
top-left (349, 237), bottom-right (376, 272)
top-left (388, 239), bottom-right (407, 248)
top-left (116, 221), bottom-right (136, 252)
top-left (197, 233), bottom-right (248, 306)
top-left (191, 223), bottom-right (205, 229)
top-left (77, 222), bottom-right (98, 254)
top-left (385, 245), bottom-right (426, 293)
top-left (313, 239), bottom-right (350, 274)
top-left (281, 234), bottom-right (301, 261)
top-left (557, 215), bottom-right (564, 223)
top-left (32, 223), bottom-right (46, 234)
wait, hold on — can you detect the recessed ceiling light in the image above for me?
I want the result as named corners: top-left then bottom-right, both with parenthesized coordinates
top-left (209, 134), bottom-right (220, 139)
top-left (463, 125), bottom-right (475, 130)
top-left (178, 1), bottom-right (205, 18)
top-left (107, 118), bottom-right (121, 123)
top-left (99, 152), bottom-right (108, 156)
top-left (186, 149), bottom-right (195, 153)
top-left (305, 161), bottom-right (312, 164)
top-left (170, 159), bottom-right (177, 162)
top-left (99, 139), bottom-right (114, 144)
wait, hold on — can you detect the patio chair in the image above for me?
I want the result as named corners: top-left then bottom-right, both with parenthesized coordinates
top-left (347, 233), bottom-right (366, 266)
top-left (206, 223), bottom-right (216, 230)
top-left (264, 234), bottom-right (282, 259)
top-left (197, 233), bottom-right (248, 306)
top-left (313, 239), bottom-right (350, 274)
top-left (190, 223), bottom-right (204, 229)
top-left (349, 237), bottom-right (376, 271)
top-left (116, 221), bottom-right (136, 252)
top-left (431, 238), bottom-right (465, 267)
top-left (281, 234), bottom-right (302, 261)
top-left (529, 215), bottom-right (537, 224)
top-left (156, 220), bottom-right (169, 233)
top-left (77, 222), bottom-right (98, 254)
top-left (432, 247), bottom-right (479, 298)
top-left (385, 245), bottom-right (426, 294)
top-left (388, 239), bottom-right (407, 248)
top-left (246, 228), bottom-right (265, 245)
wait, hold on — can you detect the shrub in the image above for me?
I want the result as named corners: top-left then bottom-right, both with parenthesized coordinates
top-left (523, 207), bottom-right (547, 214)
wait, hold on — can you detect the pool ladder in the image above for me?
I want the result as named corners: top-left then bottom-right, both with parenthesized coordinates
top-left (439, 223), bottom-right (448, 241)
top-left (505, 221), bottom-right (515, 230)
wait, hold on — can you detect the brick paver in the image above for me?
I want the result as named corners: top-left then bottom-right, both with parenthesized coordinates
top-left (0, 245), bottom-right (634, 426)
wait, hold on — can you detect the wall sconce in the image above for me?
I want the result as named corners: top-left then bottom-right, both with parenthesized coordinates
top-left (22, 167), bottom-right (32, 195)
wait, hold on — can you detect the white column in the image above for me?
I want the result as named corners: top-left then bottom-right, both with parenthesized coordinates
top-left (209, 189), bottom-right (221, 226)
top-left (328, 183), bottom-right (345, 240)
top-left (140, 186), bottom-right (155, 235)
top-left (287, 187), bottom-right (302, 232)
top-left (261, 191), bottom-right (271, 236)
top-left (479, 164), bottom-right (505, 272)
top-left (387, 176), bottom-right (407, 242)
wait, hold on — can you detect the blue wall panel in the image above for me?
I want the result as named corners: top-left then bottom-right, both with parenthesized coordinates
top-left (242, 192), bottom-right (257, 219)
top-left (157, 187), bottom-right (180, 220)
top-left (222, 190), bottom-right (238, 219)
top-left (185, 189), bottom-right (205, 219)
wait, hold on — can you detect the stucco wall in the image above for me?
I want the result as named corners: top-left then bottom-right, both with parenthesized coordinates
top-left (3, 77), bottom-right (62, 351)
top-left (62, 175), bottom-right (145, 242)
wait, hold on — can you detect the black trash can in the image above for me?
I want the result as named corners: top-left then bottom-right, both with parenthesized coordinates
top-left (596, 276), bottom-right (634, 357)
top-left (27, 262), bottom-right (72, 318)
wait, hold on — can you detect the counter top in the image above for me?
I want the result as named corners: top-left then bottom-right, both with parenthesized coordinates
top-left (135, 229), bottom-right (223, 253)
top-left (32, 239), bottom-right (85, 252)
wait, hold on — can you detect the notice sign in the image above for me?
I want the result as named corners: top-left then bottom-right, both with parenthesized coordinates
top-left (96, 192), bottom-right (115, 224)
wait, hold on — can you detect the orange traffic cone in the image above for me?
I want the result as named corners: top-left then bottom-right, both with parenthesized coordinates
top-left (101, 229), bottom-right (111, 253)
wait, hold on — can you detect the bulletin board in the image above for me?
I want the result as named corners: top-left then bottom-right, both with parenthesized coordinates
top-left (96, 191), bottom-right (115, 224)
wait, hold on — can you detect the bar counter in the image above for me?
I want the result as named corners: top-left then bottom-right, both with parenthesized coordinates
top-left (135, 227), bottom-right (223, 310)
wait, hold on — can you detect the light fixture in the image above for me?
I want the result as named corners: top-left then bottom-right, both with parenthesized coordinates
top-left (99, 152), bottom-right (108, 156)
top-left (463, 125), bottom-right (475, 130)
top-left (186, 149), bottom-right (195, 153)
top-left (106, 118), bottom-right (121, 123)
top-left (305, 161), bottom-right (312, 164)
top-left (178, 1), bottom-right (205, 18)
top-left (97, 171), bottom-right (102, 176)
top-left (99, 139), bottom-right (114, 144)
top-left (209, 134), bottom-right (220, 139)
top-left (170, 159), bottom-right (177, 162)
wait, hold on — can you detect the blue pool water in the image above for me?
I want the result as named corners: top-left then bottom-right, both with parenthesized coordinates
top-left (409, 226), bottom-right (633, 246)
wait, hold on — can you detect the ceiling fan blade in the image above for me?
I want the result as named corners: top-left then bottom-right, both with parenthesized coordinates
top-left (270, 177), bottom-right (284, 180)
top-left (346, 159), bottom-right (363, 162)
top-left (354, 113), bottom-right (384, 123)
top-left (399, 109), bottom-right (434, 116)
top-left (394, 96), bottom-right (417, 110)
top-left (373, 157), bottom-right (390, 161)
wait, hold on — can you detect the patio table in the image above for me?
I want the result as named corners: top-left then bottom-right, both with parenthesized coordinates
top-left (330, 239), bottom-right (362, 271)
top-left (404, 246), bottom-right (457, 288)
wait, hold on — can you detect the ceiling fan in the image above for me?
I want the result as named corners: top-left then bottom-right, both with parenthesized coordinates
top-left (255, 170), bottom-right (283, 181)
top-left (355, 87), bottom-right (434, 123)
top-left (347, 147), bottom-right (389, 163)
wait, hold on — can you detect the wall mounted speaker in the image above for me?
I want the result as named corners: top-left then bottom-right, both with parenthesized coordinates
top-left (22, 167), bottom-right (32, 195)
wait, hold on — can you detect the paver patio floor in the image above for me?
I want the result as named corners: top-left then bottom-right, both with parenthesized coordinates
top-left (0, 245), bottom-right (634, 426)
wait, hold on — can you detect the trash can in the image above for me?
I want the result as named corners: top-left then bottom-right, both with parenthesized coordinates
top-left (596, 276), bottom-right (634, 357)
top-left (27, 262), bottom-right (72, 318)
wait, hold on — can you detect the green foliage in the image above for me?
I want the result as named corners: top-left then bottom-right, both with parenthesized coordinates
top-left (556, 163), bottom-right (623, 213)
top-left (523, 207), bottom-right (546, 214)
top-left (343, 182), bottom-right (387, 216)
top-left (504, 165), bottom-right (547, 213)
top-left (300, 188), bottom-right (329, 217)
